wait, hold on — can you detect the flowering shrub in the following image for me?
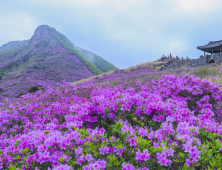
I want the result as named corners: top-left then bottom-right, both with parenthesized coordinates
top-left (0, 73), bottom-right (222, 169)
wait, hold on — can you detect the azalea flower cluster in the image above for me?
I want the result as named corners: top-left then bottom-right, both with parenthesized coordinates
top-left (0, 73), bottom-right (222, 169)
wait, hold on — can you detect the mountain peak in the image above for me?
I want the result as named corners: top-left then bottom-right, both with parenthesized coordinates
top-left (34, 25), bottom-right (58, 34)
top-left (36, 24), bottom-right (51, 29)
top-left (27, 25), bottom-right (61, 52)
top-left (0, 24), bottom-right (118, 99)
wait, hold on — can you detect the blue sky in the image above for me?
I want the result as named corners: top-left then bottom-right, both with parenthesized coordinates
top-left (1, 0), bottom-right (222, 69)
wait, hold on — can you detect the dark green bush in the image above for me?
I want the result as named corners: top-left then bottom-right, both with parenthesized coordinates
top-left (29, 86), bottom-right (45, 93)
top-left (28, 86), bottom-right (39, 93)
top-left (17, 86), bottom-right (45, 98)
top-left (17, 92), bottom-right (28, 98)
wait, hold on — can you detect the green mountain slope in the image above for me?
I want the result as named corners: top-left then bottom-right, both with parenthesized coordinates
top-left (72, 45), bottom-right (118, 72)
top-left (46, 26), bottom-right (103, 75)
top-left (46, 26), bottom-right (118, 72)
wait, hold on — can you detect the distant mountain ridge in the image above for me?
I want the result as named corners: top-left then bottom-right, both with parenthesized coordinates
top-left (0, 25), bottom-right (118, 99)
top-left (0, 40), bottom-right (28, 54)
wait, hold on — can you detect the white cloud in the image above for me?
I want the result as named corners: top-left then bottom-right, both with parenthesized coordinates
top-left (0, 13), bottom-right (36, 45)
top-left (82, 0), bottom-right (105, 5)
top-left (174, 0), bottom-right (222, 13)
top-left (168, 39), bottom-right (188, 53)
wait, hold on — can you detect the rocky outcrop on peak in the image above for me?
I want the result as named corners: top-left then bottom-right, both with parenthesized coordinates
top-left (27, 25), bottom-right (61, 53)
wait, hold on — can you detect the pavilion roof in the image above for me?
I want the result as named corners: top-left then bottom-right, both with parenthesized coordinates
top-left (197, 40), bottom-right (222, 53)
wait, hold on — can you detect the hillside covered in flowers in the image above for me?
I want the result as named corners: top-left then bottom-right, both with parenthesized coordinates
top-left (1, 63), bottom-right (222, 169)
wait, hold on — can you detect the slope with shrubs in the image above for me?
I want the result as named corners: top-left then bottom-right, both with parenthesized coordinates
top-left (47, 26), bottom-right (116, 73)
top-left (0, 47), bottom-right (94, 100)
top-left (0, 25), bottom-right (103, 99)
top-left (46, 25), bottom-right (118, 72)
top-left (72, 61), bottom-right (222, 87)
top-left (71, 61), bottom-right (187, 86)
top-left (36, 25), bottom-right (103, 75)
top-left (1, 62), bottom-right (222, 169)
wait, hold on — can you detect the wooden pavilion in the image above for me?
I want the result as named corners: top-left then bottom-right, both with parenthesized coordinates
top-left (197, 40), bottom-right (222, 55)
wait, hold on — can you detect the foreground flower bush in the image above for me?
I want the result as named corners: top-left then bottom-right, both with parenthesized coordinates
top-left (1, 74), bottom-right (222, 169)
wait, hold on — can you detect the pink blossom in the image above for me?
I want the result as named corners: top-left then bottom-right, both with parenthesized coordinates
top-left (122, 162), bottom-right (135, 170)
top-left (75, 147), bottom-right (82, 156)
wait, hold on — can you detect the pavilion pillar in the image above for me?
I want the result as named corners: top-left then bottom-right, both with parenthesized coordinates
top-left (212, 50), bottom-right (213, 56)
top-left (204, 51), bottom-right (205, 56)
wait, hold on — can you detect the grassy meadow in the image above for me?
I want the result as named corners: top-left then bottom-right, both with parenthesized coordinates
top-left (71, 61), bottom-right (222, 87)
